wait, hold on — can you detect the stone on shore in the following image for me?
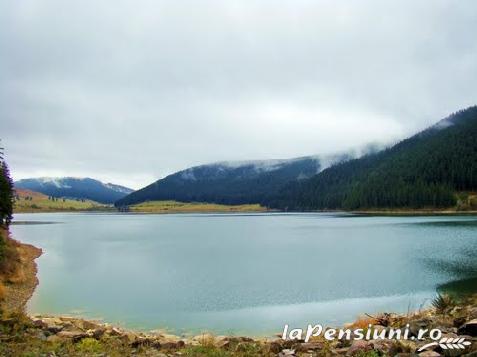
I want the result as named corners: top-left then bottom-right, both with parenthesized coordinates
top-left (458, 319), bottom-right (477, 336)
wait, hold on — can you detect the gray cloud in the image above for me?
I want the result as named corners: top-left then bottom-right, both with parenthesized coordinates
top-left (1, 0), bottom-right (476, 189)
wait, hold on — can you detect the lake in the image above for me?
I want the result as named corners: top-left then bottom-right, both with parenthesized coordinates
top-left (11, 212), bottom-right (477, 336)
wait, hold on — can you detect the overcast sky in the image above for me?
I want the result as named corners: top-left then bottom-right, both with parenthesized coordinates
top-left (1, 0), bottom-right (476, 189)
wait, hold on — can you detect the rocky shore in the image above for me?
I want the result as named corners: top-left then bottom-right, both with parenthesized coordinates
top-left (0, 299), bottom-right (475, 356)
top-left (0, 233), bottom-right (476, 356)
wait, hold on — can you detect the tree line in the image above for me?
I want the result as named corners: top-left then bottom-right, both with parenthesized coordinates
top-left (0, 142), bottom-right (14, 226)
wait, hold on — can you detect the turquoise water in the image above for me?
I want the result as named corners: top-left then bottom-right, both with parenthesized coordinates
top-left (11, 212), bottom-right (477, 336)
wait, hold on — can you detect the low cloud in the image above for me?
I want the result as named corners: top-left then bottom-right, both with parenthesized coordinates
top-left (1, 0), bottom-right (476, 189)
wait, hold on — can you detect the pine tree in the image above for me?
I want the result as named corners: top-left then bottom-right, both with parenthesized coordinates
top-left (0, 143), bottom-right (14, 226)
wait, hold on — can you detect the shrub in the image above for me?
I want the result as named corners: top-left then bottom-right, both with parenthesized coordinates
top-left (432, 293), bottom-right (455, 314)
top-left (76, 338), bottom-right (103, 354)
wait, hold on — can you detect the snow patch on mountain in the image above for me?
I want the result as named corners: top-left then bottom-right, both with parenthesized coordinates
top-left (37, 177), bottom-right (72, 189)
top-left (180, 169), bottom-right (197, 181)
top-left (104, 183), bottom-right (134, 194)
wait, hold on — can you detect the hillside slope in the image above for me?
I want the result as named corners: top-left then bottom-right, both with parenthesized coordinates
top-left (271, 106), bottom-right (477, 210)
top-left (115, 155), bottom-right (352, 206)
top-left (13, 188), bottom-right (107, 212)
top-left (14, 178), bottom-right (133, 204)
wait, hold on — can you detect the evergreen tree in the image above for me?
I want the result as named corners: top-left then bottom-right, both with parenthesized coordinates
top-left (0, 143), bottom-right (14, 226)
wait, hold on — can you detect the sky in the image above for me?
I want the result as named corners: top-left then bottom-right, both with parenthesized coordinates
top-left (1, 1), bottom-right (476, 189)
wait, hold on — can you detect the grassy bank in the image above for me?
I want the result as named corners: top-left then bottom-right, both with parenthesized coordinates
top-left (129, 200), bottom-right (267, 213)
top-left (352, 192), bottom-right (477, 216)
top-left (13, 189), bottom-right (110, 213)
top-left (0, 228), bottom-right (42, 312)
top-left (352, 209), bottom-right (477, 216)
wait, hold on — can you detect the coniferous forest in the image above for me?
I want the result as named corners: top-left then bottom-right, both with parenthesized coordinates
top-left (269, 106), bottom-right (477, 210)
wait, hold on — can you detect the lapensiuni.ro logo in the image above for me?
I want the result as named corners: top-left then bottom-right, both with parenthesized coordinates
top-left (281, 324), bottom-right (472, 352)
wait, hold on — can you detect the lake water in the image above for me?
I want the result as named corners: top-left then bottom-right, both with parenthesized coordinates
top-left (11, 212), bottom-right (477, 336)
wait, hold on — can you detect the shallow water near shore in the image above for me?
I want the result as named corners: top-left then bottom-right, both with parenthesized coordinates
top-left (11, 212), bottom-right (477, 336)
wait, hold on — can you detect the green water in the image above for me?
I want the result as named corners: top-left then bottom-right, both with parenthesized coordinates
top-left (11, 212), bottom-right (477, 336)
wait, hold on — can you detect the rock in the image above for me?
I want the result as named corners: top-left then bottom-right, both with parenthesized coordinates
top-left (131, 336), bottom-right (162, 349)
top-left (278, 349), bottom-right (296, 357)
top-left (346, 340), bottom-right (373, 356)
top-left (58, 321), bottom-right (75, 331)
top-left (161, 341), bottom-right (181, 349)
top-left (46, 324), bottom-right (63, 334)
top-left (371, 339), bottom-right (402, 355)
top-left (269, 341), bottom-right (283, 354)
top-left (419, 351), bottom-right (441, 357)
top-left (453, 317), bottom-right (467, 328)
top-left (409, 319), bottom-right (432, 337)
top-left (296, 342), bottom-right (325, 352)
top-left (191, 333), bottom-right (214, 344)
top-left (458, 319), bottom-right (477, 337)
top-left (109, 327), bottom-right (123, 336)
top-left (89, 327), bottom-right (106, 339)
top-left (215, 338), bottom-right (231, 349)
top-left (281, 339), bottom-right (295, 349)
top-left (441, 332), bottom-right (459, 339)
top-left (32, 318), bottom-right (46, 328)
top-left (333, 347), bottom-right (350, 355)
top-left (56, 330), bottom-right (88, 342)
top-left (39, 318), bottom-right (64, 334)
top-left (75, 319), bottom-right (99, 331)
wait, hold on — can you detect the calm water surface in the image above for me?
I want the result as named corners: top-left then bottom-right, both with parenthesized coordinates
top-left (11, 213), bottom-right (477, 336)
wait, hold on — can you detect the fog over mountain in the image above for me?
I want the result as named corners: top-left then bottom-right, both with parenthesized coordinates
top-left (1, 1), bottom-right (477, 188)
top-left (115, 152), bottom-right (357, 206)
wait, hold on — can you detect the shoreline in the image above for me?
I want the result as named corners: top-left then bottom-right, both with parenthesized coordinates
top-left (0, 231), bottom-right (42, 313)
top-left (13, 204), bottom-right (477, 216)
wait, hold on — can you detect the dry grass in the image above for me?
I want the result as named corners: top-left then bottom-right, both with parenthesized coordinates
top-left (348, 316), bottom-right (377, 329)
top-left (0, 282), bottom-right (5, 301)
top-left (13, 188), bottom-right (108, 212)
top-left (0, 227), bottom-right (22, 308)
top-left (0, 228), bottom-right (21, 281)
top-left (0, 227), bottom-right (42, 312)
top-left (130, 200), bottom-right (267, 213)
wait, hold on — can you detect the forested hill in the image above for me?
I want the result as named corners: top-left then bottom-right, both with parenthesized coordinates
top-left (14, 177), bottom-right (133, 204)
top-left (270, 106), bottom-right (477, 210)
top-left (115, 155), bottom-right (352, 207)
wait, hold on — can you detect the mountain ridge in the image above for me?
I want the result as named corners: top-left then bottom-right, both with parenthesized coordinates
top-left (114, 153), bottom-right (361, 207)
top-left (14, 177), bottom-right (134, 204)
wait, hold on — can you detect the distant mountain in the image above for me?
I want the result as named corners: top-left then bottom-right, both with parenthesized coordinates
top-left (271, 106), bottom-right (477, 210)
top-left (115, 154), bottom-right (354, 207)
top-left (14, 177), bottom-right (134, 204)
